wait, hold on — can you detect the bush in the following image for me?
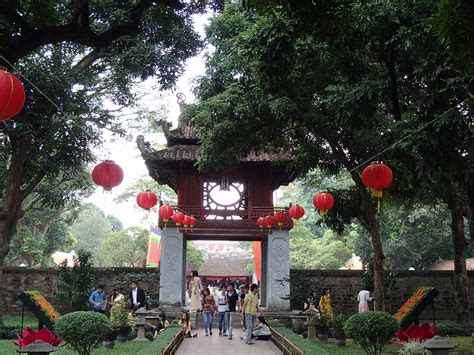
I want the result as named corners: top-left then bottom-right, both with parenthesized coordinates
top-left (398, 341), bottom-right (429, 355)
top-left (55, 311), bottom-right (112, 355)
top-left (437, 322), bottom-right (474, 336)
top-left (328, 314), bottom-right (347, 329)
top-left (344, 312), bottom-right (399, 355)
top-left (0, 326), bottom-right (20, 339)
top-left (292, 323), bottom-right (308, 338)
top-left (110, 304), bottom-right (128, 328)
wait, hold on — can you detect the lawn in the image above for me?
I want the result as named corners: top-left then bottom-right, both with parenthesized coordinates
top-left (3, 316), bottom-right (38, 329)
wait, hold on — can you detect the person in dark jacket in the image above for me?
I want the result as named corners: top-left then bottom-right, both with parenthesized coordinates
top-left (129, 281), bottom-right (146, 312)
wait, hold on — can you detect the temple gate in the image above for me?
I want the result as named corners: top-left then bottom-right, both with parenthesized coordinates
top-left (138, 120), bottom-right (297, 310)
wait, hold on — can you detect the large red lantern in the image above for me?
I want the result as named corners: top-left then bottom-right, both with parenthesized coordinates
top-left (257, 216), bottom-right (266, 230)
top-left (274, 211), bottom-right (286, 230)
top-left (159, 204), bottom-right (174, 229)
top-left (136, 190), bottom-right (158, 210)
top-left (91, 160), bottom-right (124, 191)
top-left (0, 70), bottom-right (26, 121)
top-left (313, 192), bottom-right (335, 215)
top-left (172, 211), bottom-right (185, 228)
top-left (265, 215), bottom-right (275, 229)
top-left (288, 204), bottom-right (305, 222)
top-left (361, 162), bottom-right (393, 212)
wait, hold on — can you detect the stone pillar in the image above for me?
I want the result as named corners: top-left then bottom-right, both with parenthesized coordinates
top-left (260, 237), bottom-right (268, 307)
top-left (159, 230), bottom-right (185, 306)
top-left (181, 238), bottom-right (187, 306)
top-left (265, 230), bottom-right (290, 310)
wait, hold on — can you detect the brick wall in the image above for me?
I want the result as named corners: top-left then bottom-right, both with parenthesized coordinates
top-left (1, 267), bottom-right (159, 316)
top-left (291, 269), bottom-right (474, 320)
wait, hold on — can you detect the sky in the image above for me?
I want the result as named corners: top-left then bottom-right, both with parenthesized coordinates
top-left (86, 14), bottom-right (211, 229)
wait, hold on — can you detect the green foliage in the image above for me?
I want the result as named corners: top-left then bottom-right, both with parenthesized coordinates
top-left (111, 271), bottom-right (156, 292)
top-left (344, 312), bottom-right (399, 355)
top-left (287, 271), bottom-right (320, 310)
top-left (114, 177), bottom-right (177, 205)
top-left (55, 311), bottom-right (112, 355)
top-left (292, 323), bottom-right (308, 338)
top-left (437, 322), bottom-right (474, 337)
top-left (97, 227), bottom-right (147, 267)
top-left (186, 243), bottom-right (204, 268)
top-left (328, 314), bottom-right (347, 329)
top-left (110, 304), bottom-right (129, 329)
top-left (58, 249), bottom-right (93, 311)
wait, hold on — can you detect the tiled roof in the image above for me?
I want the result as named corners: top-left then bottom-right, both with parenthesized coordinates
top-left (188, 258), bottom-right (252, 277)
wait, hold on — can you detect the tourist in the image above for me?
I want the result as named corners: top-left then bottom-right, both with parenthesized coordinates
top-left (226, 283), bottom-right (239, 340)
top-left (188, 270), bottom-right (202, 313)
top-left (201, 287), bottom-right (216, 336)
top-left (319, 287), bottom-right (333, 319)
top-left (89, 285), bottom-right (107, 313)
top-left (357, 289), bottom-right (373, 313)
top-left (111, 287), bottom-right (125, 305)
top-left (179, 311), bottom-right (197, 338)
top-left (157, 312), bottom-right (170, 333)
top-left (242, 283), bottom-right (261, 345)
top-left (240, 284), bottom-right (249, 330)
top-left (252, 316), bottom-right (271, 340)
top-left (217, 285), bottom-right (228, 336)
top-left (303, 290), bottom-right (317, 311)
top-left (129, 281), bottom-right (146, 312)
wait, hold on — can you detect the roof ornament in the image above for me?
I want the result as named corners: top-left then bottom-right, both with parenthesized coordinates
top-left (176, 92), bottom-right (187, 110)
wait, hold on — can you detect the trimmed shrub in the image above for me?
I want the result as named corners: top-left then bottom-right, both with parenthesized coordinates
top-left (110, 304), bottom-right (128, 328)
top-left (344, 312), bottom-right (399, 355)
top-left (398, 341), bottom-right (429, 355)
top-left (55, 311), bottom-right (112, 355)
top-left (437, 322), bottom-right (474, 336)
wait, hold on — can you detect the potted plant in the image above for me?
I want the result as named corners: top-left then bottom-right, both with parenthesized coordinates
top-left (329, 314), bottom-right (347, 347)
top-left (110, 304), bottom-right (130, 342)
top-left (309, 315), bottom-right (329, 342)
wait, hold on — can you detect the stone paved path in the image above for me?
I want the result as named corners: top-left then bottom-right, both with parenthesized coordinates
top-left (175, 328), bottom-right (282, 355)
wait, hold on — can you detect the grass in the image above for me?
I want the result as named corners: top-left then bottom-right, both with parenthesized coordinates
top-left (3, 316), bottom-right (38, 329)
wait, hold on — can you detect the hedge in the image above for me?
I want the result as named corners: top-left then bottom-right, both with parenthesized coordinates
top-left (267, 319), bottom-right (329, 355)
top-left (153, 320), bottom-right (184, 355)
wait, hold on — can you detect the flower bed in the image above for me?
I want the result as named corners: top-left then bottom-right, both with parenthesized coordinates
top-left (18, 291), bottom-right (61, 330)
top-left (394, 287), bottom-right (438, 328)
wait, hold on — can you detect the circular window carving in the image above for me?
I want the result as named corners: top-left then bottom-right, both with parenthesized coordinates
top-left (209, 184), bottom-right (241, 207)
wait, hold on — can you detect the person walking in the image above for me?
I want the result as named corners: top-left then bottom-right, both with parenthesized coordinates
top-left (226, 283), bottom-right (239, 340)
top-left (89, 285), bottom-right (107, 313)
top-left (319, 287), bottom-right (334, 319)
top-left (201, 287), bottom-right (216, 336)
top-left (188, 270), bottom-right (202, 313)
top-left (357, 289), bottom-right (373, 313)
top-left (240, 284), bottom-right (249, 331)
top-left (217, 285), bottom-right (228, 336)
top-left (242, 284), bottom-right (261, 345)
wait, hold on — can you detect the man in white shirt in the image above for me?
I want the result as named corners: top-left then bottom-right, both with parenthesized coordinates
top-left (129, 281), bottom-right (146, 312)
top-left (217, 285), bottom-right (228, 336)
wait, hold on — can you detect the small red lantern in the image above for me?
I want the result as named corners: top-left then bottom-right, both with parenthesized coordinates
top-left (265, 215), bottom-right (275, 229)
top-left (0, 70), bottom-right (26, 121)
top-left (91, 160), bottom-right (124, 191)
top-left (257, 216), bottom-right (266, 230)
top-left (188, 216), bottom-right (196, 229)
top-left (288, 204), bottom-right (305, 223)
top-left (274, 211), bottom-right (287, 230)
top-left (159, 204), bottom-right (174, 228)
top-left (183, 215), bottom-right (193, 230)
top-left (361, 162), bottom-right (393, 212)
top-left (313, 192), bottom-right (335, 215)
top-left (136, 190), bottom-right (158, 210)
top-left (172, 211), bottom-right (185, 228)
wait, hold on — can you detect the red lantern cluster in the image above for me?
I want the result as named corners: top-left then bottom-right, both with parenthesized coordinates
top-left (361, 162), bottom-right (393, 212)
top-left (0, 70), bottom-right (26, 121)
top-left (136, 190), bottom-right (158, 210)
top-left (172, 211), bottom-right (185, 227)
top-left (313, 192), bottom-right (334, 215)
top-left (288, 204), bottom-right (305, 222)
top-left (274, 211), bottom-right (286, 230)
top-left (92, 160), bottom-right (124, 191)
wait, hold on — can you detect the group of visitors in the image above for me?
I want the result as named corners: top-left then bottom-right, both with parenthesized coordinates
top-left (88, 281), bottom-right (147, 314)
top-left (187, 270), bottom-right (270, 345)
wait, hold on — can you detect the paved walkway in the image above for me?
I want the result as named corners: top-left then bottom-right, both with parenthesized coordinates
top-left (175, 328), bottom-right (282, 355)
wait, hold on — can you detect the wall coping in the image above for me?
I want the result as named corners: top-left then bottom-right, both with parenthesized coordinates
top-left (290, 269), bottom-right (474, 277)
top-left (3, 267), bottom-right (159, 274)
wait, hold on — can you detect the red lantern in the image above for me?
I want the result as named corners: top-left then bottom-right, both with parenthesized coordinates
top-left (265, 215), bottom-right (275, 229)
top-left (91, 160), bottom-right (124, 191)
top-left (257, 216), bottom-right (266, 230)
top-left (188, 216), bottom-right (196, 229)
top-left (136, 190), bottom-right (158, 210)
top-left (288, 204), bottom-right (305, 222)
top-left (361, 162), bottom-right (393, 212)
top-left (274, 211), bottom-right (287, 230)
top-left (172, 211), bottom-right (185, 227)
top-left (313, 192), bottom-right (335, 215)
top-left (183, 215), bottom-right (193, 229)
top-left (0, 70), bottom-right (26, 121)
top-left (159, 204), bottom-right (174, 229)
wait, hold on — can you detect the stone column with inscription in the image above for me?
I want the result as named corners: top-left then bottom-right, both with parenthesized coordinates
top-left (159, 230), bottom-right (185, 306)
top-left (265, 230), bottom-right (290, 310)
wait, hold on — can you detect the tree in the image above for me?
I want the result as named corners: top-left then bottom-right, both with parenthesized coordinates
top-left (97, 227), bottom-right (147, 267)
top-left (186, 243), bottom-right (204, 268)
top-left (114, 176), bottom-right (177, 206)
top-left (0, 0), bottom-right (210, 322)
top-left (185, 2), bottom-right (473, 319)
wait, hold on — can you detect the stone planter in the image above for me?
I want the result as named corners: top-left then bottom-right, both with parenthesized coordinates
top-left (116, 326), bottom-right (131, 342)
top-left (330, 328), bottom-right (346, 348)
top-left (102, 340), bottom-right (114, 349)
top-left (315, 326), bottom-right (329, 342)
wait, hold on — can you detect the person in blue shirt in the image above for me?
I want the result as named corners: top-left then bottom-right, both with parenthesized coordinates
top-left (89, 285), bottom-right (107, 313)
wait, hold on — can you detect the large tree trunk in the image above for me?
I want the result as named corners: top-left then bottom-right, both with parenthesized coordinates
top-left (447, 196), bottom-right (471, 325)
top-left (366, 211), bottom-right (385, 311)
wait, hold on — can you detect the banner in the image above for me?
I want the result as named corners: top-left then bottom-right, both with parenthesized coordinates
top-left (146, 226), bottom-right (162, 268)
top-left (253, 241), bottom-right (261, 282)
